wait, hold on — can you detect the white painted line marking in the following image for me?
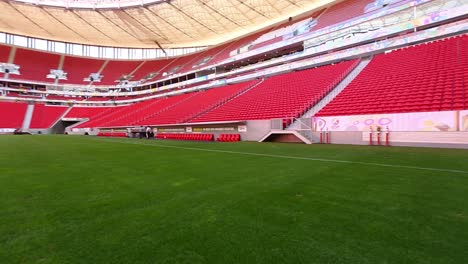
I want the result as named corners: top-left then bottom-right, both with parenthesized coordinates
top-left (91, 137), bottom-right (468, 175)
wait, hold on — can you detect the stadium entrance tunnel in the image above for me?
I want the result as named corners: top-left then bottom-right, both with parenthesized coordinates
top-left (259, 130), bottom-right (312, 144)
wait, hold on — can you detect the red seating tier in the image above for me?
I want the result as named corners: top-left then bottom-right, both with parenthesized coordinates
top-left (217, 134), bottom-right (240, 142)
top-left (317, 35), bottom-right (468, 117)
top-left (130, 58), bottom-right (176, 82)
top-left (73, 104), bottom-right (136, 128)
top-left (313, 0), bottom-right (375, 31)
top-left (65, 106), bottom-right (116, 125)
top-left (61, 56), bottom-right (105, 84)
top-left (30, 104), bottom-right (68, 129)
top-left (192, 59), bottom-right (358, 123)
top-left (98, 60), bottom-right (143, 85)
top-left (156, 133), bottom-right (214, 141)
top-left (0, 44), bottom-right (11, 62)
top-left (11, 48), bottom-right (61, 83)
top-left (0, 101), bottom-right (27, 128)
top-left (136, 80), bottom-right (258, 125)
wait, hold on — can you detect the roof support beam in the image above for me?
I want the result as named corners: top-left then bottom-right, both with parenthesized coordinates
top-left (39, 7), bottom-right (90, 42)
top-left (166, 2), bottom-right (218, 34)
top-left (143, 6), bottom-right (195, 40)
top-left (71, 10), bottom-right (118, 42)
top-left (194, 0), bottom-right (245, 29)
top-left (6, 2), bottom-right (54, 37)
top-left (96, 10), bottom-right (144, 42)
top-left (234, 0), bottom-right (270, 19)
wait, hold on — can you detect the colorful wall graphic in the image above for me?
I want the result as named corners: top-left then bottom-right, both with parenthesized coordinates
top-left (315, 111), bottom-right (468, 132)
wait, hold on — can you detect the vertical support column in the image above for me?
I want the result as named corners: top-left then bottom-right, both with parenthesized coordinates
top-left (22, 103), bottom-right (35, 130)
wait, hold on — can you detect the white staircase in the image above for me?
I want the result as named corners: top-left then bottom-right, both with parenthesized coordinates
top-left (22, 103), bottom-right (35, 130)
top-left (287, 57), bottom-right (373, 130)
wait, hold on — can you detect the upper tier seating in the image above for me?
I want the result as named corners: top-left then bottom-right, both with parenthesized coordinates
top-left (0, 45), bottom-right (11, 62)
top-left (130, 58), bottom-right (176, 82)
top-left (179, 43), bottom-right (228, 73)
top-left (251, 9), bottom-right (325, 50)
top-left (317, 35), bottom-right (468, 116)
top-left (0, 101), bottom-right (27, 128)
top-left (313, 0), bottom-right (375, 31)
top-left (191, 59), bottom-right (358, 123)
top-left (10, 48), bottom-right (60, 83)
top-left (216, 28), bottom-right (274, 63)
top-left (60, 56), bottom-right (105, 84)
top-left (98, 60), bottom-right (142, 85)
top-left (30, 104), bottom-right (68, 129)
top-left (0, 0), bottom-right (414, 86)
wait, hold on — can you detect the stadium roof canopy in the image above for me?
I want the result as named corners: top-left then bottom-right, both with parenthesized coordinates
top-left (0, 0), bottom-right (336, 48)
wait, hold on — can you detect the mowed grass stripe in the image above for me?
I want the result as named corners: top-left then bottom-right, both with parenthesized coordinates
top-left (0, 135), bottom-right (467, 264)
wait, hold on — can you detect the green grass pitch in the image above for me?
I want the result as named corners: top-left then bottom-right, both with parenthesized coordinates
top-left (1, 135), bottom-right (467, 263)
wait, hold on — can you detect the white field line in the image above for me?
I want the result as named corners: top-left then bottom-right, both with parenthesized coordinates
top-left (91, 137), bottom-right (468, 175)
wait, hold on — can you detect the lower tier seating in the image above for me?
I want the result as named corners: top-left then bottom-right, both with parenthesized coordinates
top-left (156, 133), bottom-right (214, 141)
top-left (191, 59), bottom-right (358, 123)
top-left (318, 35), bottom-right (468, 116)
top-left (0, 101), bottom-right (27, 128)
top-left (217, 134), bottom-right (240, 142)
top-left (30, 104), bottom-right (68, 129)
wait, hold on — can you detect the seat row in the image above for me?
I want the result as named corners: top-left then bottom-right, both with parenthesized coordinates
top-left (97, 132), bottom-right (127, 137)
top-left (217, 134), bottom-right (241, 142)
top-left (156, 133), bottom-right (214, 141)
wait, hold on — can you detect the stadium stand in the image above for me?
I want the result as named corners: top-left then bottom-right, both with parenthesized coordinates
top-left (0, 101), bottom-right (27, 128)
top-left (98, 60), bottom-right (143, 85)
top-left (317, 35), bottom-right (468, 116)
top-left (135, 80), bottom-right (259, 125)
top-left (313, 0), bottom-right (375, 31)
top-left (251, 9), bottom-right (325, 50)
top-left (156, 133), bottom-right (214, 141)
top-left (130, 58), bottom-right (177, 82)
top-left (0, 45), bottom-right (11, 63)
top-left (10, 48), bottom-right (60, 83)
top-left (126, 93), bottom-right (197, 126)
top-left (217, 134), bottom-right (241, 142)
top-left (72, 104), bottom-right (132, 128)
top-left (60, 56), bottom-right (105, 84)
top-left (65, 106), bottom-right (116, 122)
top-left (29, 104), bottom-right (68, 129)
top-left (192, 59), bottom-right (358, 123)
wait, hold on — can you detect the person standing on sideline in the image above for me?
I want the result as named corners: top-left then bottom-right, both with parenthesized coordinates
top-left (146, 126), bottom-right (151, 139)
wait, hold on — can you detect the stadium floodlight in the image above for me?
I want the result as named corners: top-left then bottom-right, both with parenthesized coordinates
top-left (142, 72), bottom-right (159, 81)
top-left (84, 73), bottom-right (103, 82)
top-left (47, 69), bottom-right (68, 80)
top-left (0, 63), bottom-right (20, 75)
